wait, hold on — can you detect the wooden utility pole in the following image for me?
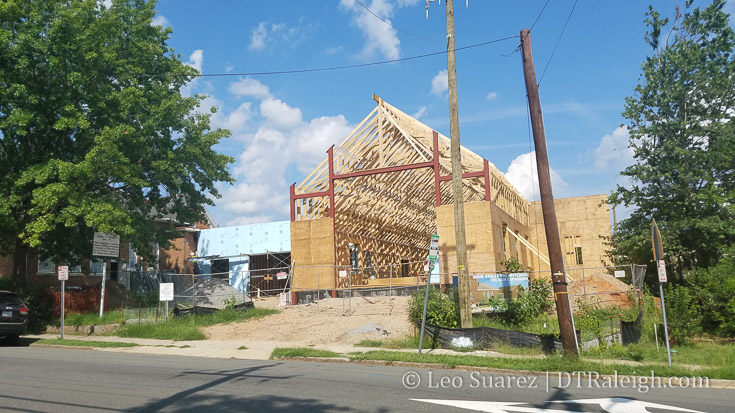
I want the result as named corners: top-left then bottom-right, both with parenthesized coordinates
top-left (519, 29), bottom-right (578, 354)
top-left (445, 0), bottom-right (472, 328)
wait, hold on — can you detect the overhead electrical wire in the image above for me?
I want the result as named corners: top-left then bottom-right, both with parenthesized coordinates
top-left (538, 0), bottom-right (579, 86)
top-left (354, 0), bottom-right (435, 39)
top-left (140, 35), bottom-right (518, 79)
top-left (503, 0), bottom-right (552, 57)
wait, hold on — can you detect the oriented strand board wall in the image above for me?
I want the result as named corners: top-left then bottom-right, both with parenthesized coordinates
top-left (528, 195), bottom-right (612, 272)
top-left (291, 218), bottom-right (336, 290)
top-left (490, 204), bottom-right (532, 272)
top-left (436, 202), bottom-right (494, 274)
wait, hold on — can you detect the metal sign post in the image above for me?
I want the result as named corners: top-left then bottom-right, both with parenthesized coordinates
top-left (58, 266), bottom-right (68, 339)
top-left (93, 232), bottom-right (119, 318)
top-left (418, 257), bottom-right (433, 355)
top-left (652, 219), bottom-right (672, 367)
top-left (160, 283), bottom-right (174, 323)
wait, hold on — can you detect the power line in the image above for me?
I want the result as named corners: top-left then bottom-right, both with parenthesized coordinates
top-left (503, 0), bottom-right (552, 57)
top-left (530, 0), bottom-right (551, 32)
top-left (354, 0), bottom-right (434, 39)
top-left (538, 0), bottom-right (578, 86)
top-left (141, 35), bottom-right (518, 79)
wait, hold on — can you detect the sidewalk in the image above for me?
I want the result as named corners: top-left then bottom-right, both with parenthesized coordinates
top-left (24, 333), bottom-right (386, 360)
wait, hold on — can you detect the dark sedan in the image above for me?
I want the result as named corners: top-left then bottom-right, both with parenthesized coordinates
top-left (0, 290), bottom-right (29, 345)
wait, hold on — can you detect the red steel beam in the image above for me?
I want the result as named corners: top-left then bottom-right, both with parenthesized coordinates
top-left (333, 161), bottom-right (433, 180)
top-left (291, 190), bottom-right (330, 200)
top-left (437, 170), bottom-right (484, 182)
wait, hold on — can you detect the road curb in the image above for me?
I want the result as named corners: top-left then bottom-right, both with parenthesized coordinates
top-left (29, 343), bottom-right (96, 351)
top-left (274, 356), bottom-right (735, 390)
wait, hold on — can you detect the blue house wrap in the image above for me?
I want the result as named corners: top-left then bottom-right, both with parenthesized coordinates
top-left (196, 221), bottom-right (290, 293)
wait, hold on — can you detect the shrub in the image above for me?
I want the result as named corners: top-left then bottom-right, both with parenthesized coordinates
top-left (687, 256), bottom-right (735, 337)
top-left (503, 279), bottom-right (553, 324)
top-left (664, 283), bottom-right (700, 343)
top-left (409, 287), bottom-right (460, 328)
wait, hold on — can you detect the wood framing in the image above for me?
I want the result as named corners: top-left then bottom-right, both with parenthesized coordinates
top-left (290, 95), bottom-right (530, 289)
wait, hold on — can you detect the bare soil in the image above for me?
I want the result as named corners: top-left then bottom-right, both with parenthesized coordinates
top-left (204, 295), bottom-right (413, 345)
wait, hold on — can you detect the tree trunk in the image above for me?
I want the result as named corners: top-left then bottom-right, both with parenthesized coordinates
top-left (12, 237), bottom-right (28, 289)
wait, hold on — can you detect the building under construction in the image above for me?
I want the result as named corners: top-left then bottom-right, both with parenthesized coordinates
top-left (289, 95), bottom-right (611, 295)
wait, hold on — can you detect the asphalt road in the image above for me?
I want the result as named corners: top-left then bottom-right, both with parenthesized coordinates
top-left (0, 347), bottom-right (733, 412)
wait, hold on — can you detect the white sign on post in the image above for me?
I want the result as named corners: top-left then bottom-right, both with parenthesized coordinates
top-left (657, 260), bottom-right (667, 283)
top-left (58, 265), bottom-right (69, 281)
top-left (614, 270), bottom-right (626, 278)
top-left (93, 232), bottom-right (120, 257)
top-left (159, 283), bottom-right (174, 301)
top-left (428, 234), bottom-right (440, 260)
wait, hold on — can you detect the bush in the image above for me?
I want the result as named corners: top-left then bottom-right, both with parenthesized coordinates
top-left (409, 287), bottom-right (460, 328)
top-left (687, 256), bottom-right (735, 337)
top-left (664, 283), bottom-right (701, 343)
top-left (502, 279), bottom-right (553, 325)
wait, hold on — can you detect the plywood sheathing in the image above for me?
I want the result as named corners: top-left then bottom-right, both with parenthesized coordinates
top-left (527, 194), bottom-right (612, 273)
top-left (291, 219), bottom-right (336, 290)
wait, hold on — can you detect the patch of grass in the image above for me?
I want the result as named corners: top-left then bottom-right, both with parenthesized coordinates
top-left (36, 338), bottom-right (138, 348)
top-left (272, 347), bottom-right (735, 380)
top-left (237, 345), bottom-right (248, 350)
top-left (113, 308), bottom-right (278, 341)
top-left (61, 311), bottom-right (125, 327)
top-left (583, 341), bottom-right (735, 367)
top-left (356, 339), bottom-right (383, 347)
top-left (356, 335), bottom-right (435, 350)
top-left (272, 347), bottom-right (341, 358)
top-left (485, 340), bottom-right (545, 356)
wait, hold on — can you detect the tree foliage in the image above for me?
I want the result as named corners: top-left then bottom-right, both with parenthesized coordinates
top-left (611, 0), bottom-right (735, 279)
top-left (0, 0), bottom-right (233, 281)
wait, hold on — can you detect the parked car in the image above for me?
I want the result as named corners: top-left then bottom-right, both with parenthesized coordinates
top-left (0, 290), bottom-right (29, 345)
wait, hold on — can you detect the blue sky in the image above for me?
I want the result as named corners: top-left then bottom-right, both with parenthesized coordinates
top-left (146, 0), bottom-right (735, 227)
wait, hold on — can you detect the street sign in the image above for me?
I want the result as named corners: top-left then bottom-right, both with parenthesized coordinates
top-left (657, 260), bottom-right (667, 283)
top-left (428, 234), bottom-right (439, 260)
top-left (159, 283), bottom-right (174, 301)
top-left (93, 232), bottom-right (120, 257)
top-left (58, 265), bottom-right (69, 281)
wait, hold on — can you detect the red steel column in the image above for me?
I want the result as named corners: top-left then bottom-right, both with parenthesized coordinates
top-left (483, 159), bottom-right (491, 202)
top-left (432, 131), bottom-right (441, 207)
top-left (289, 183), bottom-right (296, 222)
top-left (328, 146), bottom-right (338, 297)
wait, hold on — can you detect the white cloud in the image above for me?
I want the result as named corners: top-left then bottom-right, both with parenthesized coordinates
top-left (594, 126), bottom-right (634, 171)
top-left (431, 69), bottom-right (448, 96)
top-left (340, 0), bottom-right (416, 60)
top-left (504, 151), bottom-right (568, 201)
top-left (186, 49), bottom-right (203, 72)
top-left (219, 103), bottom-right (353, 224)
top-left (101, 0), bottom-right (112, 8)
top-left (412, 106), bottom-right (428, 119)
top-left (224, 63), bottom-right (234, 73)
top-left (151, 14), bottom-right (169, 28)
top-left (291, 115), bottom-right (353, 174)
top-left (486, 91), bottom-right (498, 100)
top-left (260, 98), bottom-right (303, 130)
top-left (228, 77), bottom-right (272, 99)
top-left (248, 22), bottom-right (268, 51)
top-left (247, 20), bottom-right (315, 51)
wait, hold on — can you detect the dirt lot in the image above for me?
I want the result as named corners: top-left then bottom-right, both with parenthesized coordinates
top-left (204, 295), bottom-right (414, 345)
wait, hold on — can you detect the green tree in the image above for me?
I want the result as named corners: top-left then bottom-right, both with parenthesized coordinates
top-left (0, 0), bottom-right (233, 285)
top-left (611, 0), bottom-right (735, 280)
